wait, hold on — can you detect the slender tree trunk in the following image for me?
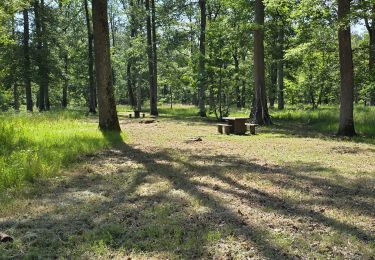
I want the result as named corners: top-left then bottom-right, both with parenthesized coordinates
top-left (233, 49), bottom-right (241, 108)
top-left (145, 0), bottom-right (157, 115)
top-left (127, 0), bottom-right (136, 109)
top-left (40, 0), bottom-right (50, 110)
top-left (92, 0), bottom-right (121, 132)
top-left (337, 0), bottom-right (356, 136)
top-left (150, 0), bottom-right (158, 115)
top-left (198, 0), bottom-right (207, 117)
top-left (10, 16), bottom-right (19, 111)
top-left (109, 2), bottom-right (116, 86)
top-left (34, 1), bottom-right (44, 111)
top-left (84, 0), bottom-right (96, 113)
top-left (62, 54), bottom-right (68, 108)
top-left (277, 27), bottom-right (285, 110)
top-left (23, 9), bottom-right (33, 112)
top-left (270, 59), bottom-right (277, 108)
top-left (252, 0), bottom-right (271, 125)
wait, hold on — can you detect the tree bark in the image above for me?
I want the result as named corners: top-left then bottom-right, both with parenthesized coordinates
top-left (34, 0), bottom-right (45, 111)
top-left (198, 0), bottom-right (207, 117)
top-left (62, 54), bottom-right (68, 108)
top-left (145, 0), bottom-right (157, 115)
top-left (233, 49), bottom-right (241, 108)
top-left (150, 0), bottom-right (158, 116)
top-left (127, 0), bottom-right (136, 109)
top-left (252, 0), bottom-right (271, 125)
top-left (277, 27), bottom-right (285, 110)
top-left (40, 0), bottom-right (50, 110)
top-left (23, 9), bottom-right (33, 112)
top-left (84, 0), bottom-right (96, 113)
top-left (337, 0), bottom-right (356, 136)
top-left (92, 0), bottom-right (121, 132)
top-left (365, 4), bottom-right (375, 105)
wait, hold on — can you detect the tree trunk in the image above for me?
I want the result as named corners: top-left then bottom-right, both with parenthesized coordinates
top-left (23, 9), bottom-right (33, 112)
top-left (198, 0), bottom-right (207, 117)
top-left (34, 0), bottom-right (45, 111)
top-left (109, 2), bottom-right (116, 86)
top-left (11, 16), bottom-right (19, 111)
top-left (277, 27), bottom-right (285, 110)
top-left (62, 54), bottom-right (68, 108)
top-left (233, 49), bottom-right (241, 108)
top-left (252, 0), bottom-right (271, 125)
top-left (92, 0), bottom-right (121, 132)
top-left (146, 0), bottom-right (157, 115)
top-left (84, 0), bottom-right (96, 113)
top-left (150, 0), bottom-right (158, 116)
top-left (337, 0), bottom-right (356, 136)
top-left (365, 4), bottom-right (375, 105)
top-left (40, 0), bottom-right (50, 110)
top-left (127, 0), bottom-right (136, 109)
top-left (269, 60), bottom-right (277, 108)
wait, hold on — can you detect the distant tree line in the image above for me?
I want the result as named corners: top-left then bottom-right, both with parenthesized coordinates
top-left (1, 0), bottom-right (373, 136)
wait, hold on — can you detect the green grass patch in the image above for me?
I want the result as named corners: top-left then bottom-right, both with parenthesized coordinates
top-left (0, 109), bottom-right (124, 190)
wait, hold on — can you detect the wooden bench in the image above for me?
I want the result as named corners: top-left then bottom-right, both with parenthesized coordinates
top-left (129, 111), bottom-right (146, 118)
top-left (245, 123), bottom-right (259, 135)
top-left (217, 124), bottom-right (231, 135)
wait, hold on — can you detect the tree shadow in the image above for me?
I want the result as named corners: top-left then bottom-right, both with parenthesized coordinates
top-left (0, 137), bottom-right (374, 258)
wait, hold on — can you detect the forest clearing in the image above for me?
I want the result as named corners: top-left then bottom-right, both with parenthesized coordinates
top-left (1, 106), bottom-right (374, 258)
top-left (1, 0), bottom-right (375, 258)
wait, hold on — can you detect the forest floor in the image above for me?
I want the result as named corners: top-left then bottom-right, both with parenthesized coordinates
top-left (1, 108), bottom-right (375, 259)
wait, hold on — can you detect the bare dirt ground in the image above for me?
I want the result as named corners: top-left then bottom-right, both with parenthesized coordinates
top-left (1, 115), bottom-right (375, 259)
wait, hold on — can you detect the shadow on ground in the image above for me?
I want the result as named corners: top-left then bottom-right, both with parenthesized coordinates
top-left (0, 133), bottom-right (374, 258)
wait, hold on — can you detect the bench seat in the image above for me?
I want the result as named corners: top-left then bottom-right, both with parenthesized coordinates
top-left (217, 124), bottom-right (231, 135)
top-left (245, 123), bottom-right (259, 135)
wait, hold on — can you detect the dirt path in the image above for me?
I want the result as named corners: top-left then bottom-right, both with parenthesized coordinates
top-left (1, 117), bottom-right (374, 259)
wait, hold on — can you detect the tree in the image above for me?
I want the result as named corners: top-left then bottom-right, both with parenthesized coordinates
top-left (252, 0), bottom-right (271, 125)
top-left (92, 0), bottom-right (121, 132)
top-left (363, 1), bottom-right (375, 105)
top-left (145, 0), bottom-right (158, 116)
top-left (151, 0), bottom-right (158, 115)
top-left (23, 8), bottom-right (33, 111)
top-left (198, 0), bottom-right (207, 117)
top-left (337, 0), bottom-right (356, 136)
top-left (84, 0), bottom-right (96, 113)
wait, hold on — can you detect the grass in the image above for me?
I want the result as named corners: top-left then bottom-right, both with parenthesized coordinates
top-left (0, 105), bottom-right (374, 259)
top-left (0, 109), bottom-right (123, 191)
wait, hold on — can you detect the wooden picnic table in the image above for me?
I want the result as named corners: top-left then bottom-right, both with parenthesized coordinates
top-left (222, 117), bottom-right (249, 135)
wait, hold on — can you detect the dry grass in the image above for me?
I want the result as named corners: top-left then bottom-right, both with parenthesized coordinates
top-left (1, 112), bottom-right (374, 259)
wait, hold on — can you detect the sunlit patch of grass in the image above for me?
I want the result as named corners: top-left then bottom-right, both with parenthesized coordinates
top-left (0, 110), bottom-right (124, 190)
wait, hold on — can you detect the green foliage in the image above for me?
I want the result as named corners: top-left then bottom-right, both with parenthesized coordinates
top-left (0, 110), bottom-right (123, 190)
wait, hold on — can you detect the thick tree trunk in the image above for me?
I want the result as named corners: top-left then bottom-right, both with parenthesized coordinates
top-left (337, 0), bottom-right (356, 136)
top-left (370, 31), bottom-right (375, 105)
top-left (23, 9), bottom-right (33, 112)
top-left (277, 27), bottom-right (285, 110)
top-left (366, 4), bottom-right (375, 105)
top-left (150, 0), bottom-right (158, 116)
top-left (252, 0), bottom-right (271, 125)
top-left (92, 0), bottom-right (121, 132)
top-left (84, 0), bottom-right (96, 113)
top-left (198, 0), bottom-right (207, 117)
